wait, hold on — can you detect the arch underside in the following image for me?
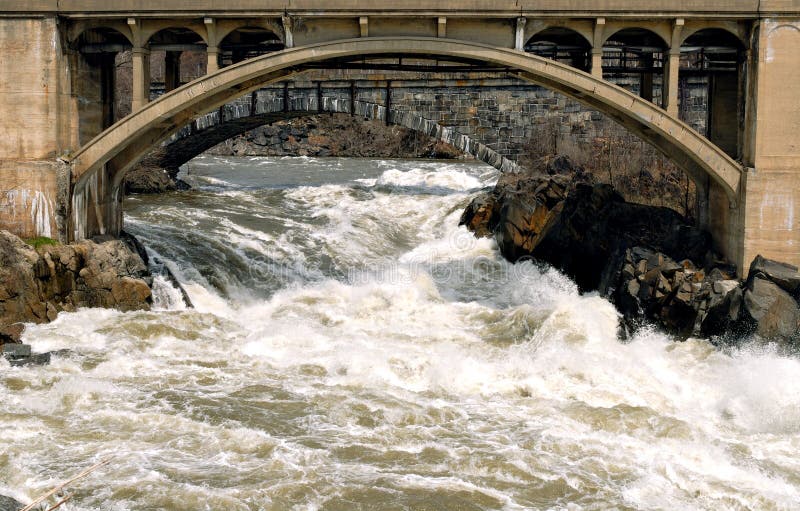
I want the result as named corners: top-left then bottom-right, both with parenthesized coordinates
top-left (68, 37), bottom-right (743, 238)
top-left (157, 99), bottom-right (518, 175)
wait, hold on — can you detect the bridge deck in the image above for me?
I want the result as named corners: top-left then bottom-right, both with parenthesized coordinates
top-left (1, 0), bottom-right (797, 17)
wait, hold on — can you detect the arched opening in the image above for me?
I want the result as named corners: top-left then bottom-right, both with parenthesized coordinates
top-left (679, 29), bottom-right (746, 160)
top-left (67, 38), bottom-right (742, 256)
top-left (524, 27), bottom-right (591, 72)
top-left (147, 27), bottom-right (207, 97)
top-left (126, 81), bottom-right (515, 194)
top-left (603, 28), bottom-right (667, 105)
top-left (72, 27), bottom-right (133, 141)
top-left (218, 27), bottom-right (284, 68)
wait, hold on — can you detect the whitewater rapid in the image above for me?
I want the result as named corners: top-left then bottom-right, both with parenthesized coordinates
top-left (2, 156), bottom-right (800, 510)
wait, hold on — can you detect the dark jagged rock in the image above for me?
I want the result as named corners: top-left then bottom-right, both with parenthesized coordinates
top-left (124, 160), bottom-right (179, 194)
top-left (0, 230), bottom-right (152, 330)
top-left (459, 194), bottom-right (499, 238)
top-left (698, 281), bottom-right (743, 338)
top-left (0, 323), bottom-right (23, 344)
top-left (0, 495), bottom-right (23, 511)
top-left (748, 255), bottom-right (800, 296)
top-left (461, 172), bottom-right (800, 344)
top-left (463, 174), bottom-right (712, 291)
top-left (741, 276), bottom-right (800, 341)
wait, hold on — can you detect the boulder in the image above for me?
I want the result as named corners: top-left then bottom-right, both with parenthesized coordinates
top-left (0, 323), bottom-right (24, 344)
top-left (494, 194), bottom-right (563, 262)
top-left (741, 276), bottom-right (800, 341)
top-left (459, 194), bottom-right (499, 238)
top-left (462, 173), bottom-right (713, 292)
top-left (697, 281), bottom-right (744, 338)
top-left (124, 161), bottom-right (178, 194)
top-left (748, 255), bottom-right (800, 295)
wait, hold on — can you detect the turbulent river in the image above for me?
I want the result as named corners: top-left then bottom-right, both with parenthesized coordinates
top-left (3, 156), bottom-right (800, 510)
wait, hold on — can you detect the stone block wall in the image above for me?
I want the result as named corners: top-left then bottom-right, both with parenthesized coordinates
top-left (241, 76), bottom-right (709, 161)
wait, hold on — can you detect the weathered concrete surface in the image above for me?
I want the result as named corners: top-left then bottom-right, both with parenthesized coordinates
top-left (0, 18), bottom-right (64, 240)
top-left (735, 19), bottom-right (800, 275)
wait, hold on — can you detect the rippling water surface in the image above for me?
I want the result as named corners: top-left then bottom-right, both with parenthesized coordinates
top-left (3, 156), bottom-right (800, 510)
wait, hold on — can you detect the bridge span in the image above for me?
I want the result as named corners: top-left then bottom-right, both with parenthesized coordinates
top-left (1, 1), bottom-right (799, 274)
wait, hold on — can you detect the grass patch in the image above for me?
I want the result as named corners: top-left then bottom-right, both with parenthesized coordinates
top-left (25, 236), bottom-right (59, 249)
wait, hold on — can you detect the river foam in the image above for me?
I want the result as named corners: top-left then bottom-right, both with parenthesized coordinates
top-left (2, 157), bottom-right (799, 510)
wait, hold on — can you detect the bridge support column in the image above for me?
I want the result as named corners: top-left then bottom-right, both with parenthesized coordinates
top-left (515, 17), bottom-right (526, 50)
top-left (591, 18), bottom-right (605, 78)
top-left (0, 16), bottom-right (69, 240)
top-left (70, 165), bottom-right (123, 241)
top-left (207, 47), bottom-right (219, 73)
top-left (590, 50), bottom-right (603, 79)
top-left (663, 50), bottom-right (680, 116)
top-left (131, 47), bottom-right (151, 111)
top-left (732, 19), bottom-right (800, 273)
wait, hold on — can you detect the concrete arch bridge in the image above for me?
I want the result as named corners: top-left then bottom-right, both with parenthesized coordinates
top-left (1, 3), bottom-right (798, 274)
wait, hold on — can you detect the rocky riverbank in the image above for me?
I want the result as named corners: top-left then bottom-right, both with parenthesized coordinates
top-left (0, 231), bottom-right (153, 347)
top-left (461, 169), bottom-right (800, 346)
top-left (205, 114), bottom-right (464, 160)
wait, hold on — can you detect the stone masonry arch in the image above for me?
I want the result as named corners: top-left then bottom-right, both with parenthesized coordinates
top-left (150, 95), bottom-right (518, 176)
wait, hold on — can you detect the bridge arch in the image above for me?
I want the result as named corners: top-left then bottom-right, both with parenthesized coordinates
top-left (68, 21), bottom-right (134, 47)
top-left (142, 23), bottom-right (209, 47)
top-left (680, 24), bottom-right (749, 48)
top-left (525, 27), bottom-right (592, 72)
top-left (217, 26), bottom-right (285, 67)
top-left (66, 37), bottom-right (743, 241)
top-left (149, 97), bottom-right (517, 177)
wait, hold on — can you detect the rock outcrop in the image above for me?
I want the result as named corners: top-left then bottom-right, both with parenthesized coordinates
top-left (124, 149), bottom-right (190, 195)
top-left (0, 231), bottom-right (152, 342)
top-left (462, 171), bottom-right (800, 346)
top-left (461, 172), bottom-right (711, 291)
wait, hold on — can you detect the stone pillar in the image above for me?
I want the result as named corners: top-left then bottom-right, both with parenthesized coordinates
top-left (204, 17), bottom-right (218, 73)
top-left (437, 17), bottom-right (447, 38)
top-left (282, 16), bottom-right (294, 48)
top-left (663, 50), bottom-right (680, 116)
top-left (131, 47), bottom-right (150, 111)
top-left (515, 17), bottom-right (526, 50)
top-left (207, 46), bottom-right (219, 73)
top-left (590, 50), bottom-right (603, 78)
top-left (164, 51), bottom-right (182, 92)
top-left (591, 18), bottom-right (605, 78)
